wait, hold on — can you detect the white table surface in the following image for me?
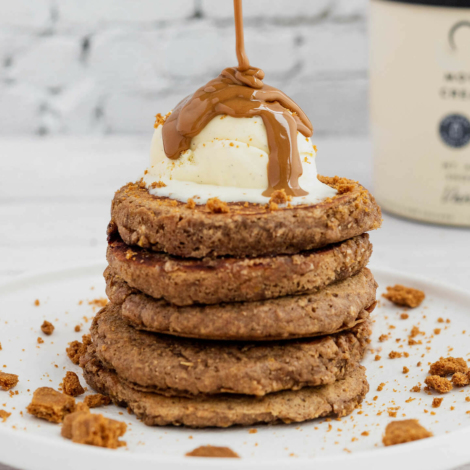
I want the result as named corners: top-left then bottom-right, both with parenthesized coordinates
top-left (0, 136), bottom-right (469, 470)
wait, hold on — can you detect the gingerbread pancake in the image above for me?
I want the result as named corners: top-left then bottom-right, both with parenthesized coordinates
top-left (106, 267), bottom-right (377, 341)
top-left (81, 348), bottom-right (369, 428)
top-left (111, 176), bottom-right (381, 259)
top-left (106, 232), bottom-right (373, 306)
top-left (90, 303), bottom-right (371, 397)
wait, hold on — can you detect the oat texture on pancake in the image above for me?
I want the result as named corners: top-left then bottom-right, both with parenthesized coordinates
top-left (76, 0), bottom-right (382, 428)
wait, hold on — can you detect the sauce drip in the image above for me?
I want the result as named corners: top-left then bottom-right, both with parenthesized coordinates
top-left (162, 0), bottom-right (312, 197)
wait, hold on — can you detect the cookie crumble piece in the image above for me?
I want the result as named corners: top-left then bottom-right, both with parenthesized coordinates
top-left (452, 372), bottom-right (470, 387)
top-left (154, 112), bottom-right (171, 128)
top-left (429, 357), bottom-right (468, 376)
top-left (41, 321), bottom-right (54, 335)
top-left (0, 371), bottom-right (19, 391)
top-left (66, 335), bottom-right (92, 365)
top-left (389, 351), bottom-right (402, 359)
top-left (383, 420), bottom-right (432, 446)
top-left (432, 397), bottom-right (443, 408)
top-left (269, 189), bottom-right (292, 205)
top-left (62, 408), bottom-right (127, 449)
top-left (27, 387), bottom-right (75, 423)
top-left (84, 394), bottom-right (111, 409)
top-left (149, 181), bottom-right (167, 189)
top-left (186, 198), bottom-right (196, 209)
top-left (186, 445), bottom-right (240, 458)
top-left (424, 375), bottom-right (453, 394)
top-left (0, 409), bottom-right (11, 422)
top-left (62, 372), bottom-right (85, 397)
top-left (382, 285), bottom-right (425, 308)
top-left (206, 198), bottom-right (230, 214)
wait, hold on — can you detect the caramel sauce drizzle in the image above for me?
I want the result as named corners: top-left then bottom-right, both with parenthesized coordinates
top-left (162, 0), bottom-right (312, 197)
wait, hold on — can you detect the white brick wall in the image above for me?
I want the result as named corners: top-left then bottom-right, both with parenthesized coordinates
top-left (0, 0), bottom-right (369, 136)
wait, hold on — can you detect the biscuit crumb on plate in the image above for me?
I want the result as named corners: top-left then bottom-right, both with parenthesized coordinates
top-left (0, 409), bottom-right (11, 422)
top-left (186, 445), bottom-right (240, 458)
top-left (424, 375), bottom-right (453, 394)
top-left (429, 357), bottom-right (468, 376)
top-left (84, 394), bottom-right (111, 408)
top-left (62, 407), bottom-right (126, 449)
top-left (0, 371), bottom-right (19, 391)
top-left (382, 285), bottom-right (425, 308)
top-left (451, 372), bottom-right (470, 387)
top-left (40, 320), bottom-right (54, 335)
top-left (62, 371), bottom-right (85, 397)
top-left (26, 387), bottom-right (75, 423)
top-left (383, 420), bottom-right (432, 446)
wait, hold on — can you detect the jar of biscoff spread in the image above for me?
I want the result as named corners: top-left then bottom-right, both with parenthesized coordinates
top-left (371, 0), bottom-right (470, 226)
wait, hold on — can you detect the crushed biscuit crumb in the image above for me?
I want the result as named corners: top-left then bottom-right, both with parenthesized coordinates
top-left (186, 198), bottom-right (196, 209)
top-left (41, 321), bottom-right (54, 335)
top-left (0, 409), bottom-right (11, 422)
top-left (382, 285), bottom-right (425, 308)
top-left (383, 420), bottom-right (432, 446)
top-left (66, 335), bottom-right (91, 365)
top-left (452, 372), bottom-right (470, 387)
top-left (27, 388), bottom-right (75, 423)
top-left (389, 351), bottom-right (403, 359)
top-left (149, 181), bottom-right (167, 189)
top-left (186, 445), bottom-right (240, 458)
top-left (206, 198), bottom-right (230, 214)
top-left (84, 394), bottom-right (111, 409)
top-left (62, 372), bottom-right (85, 397)
top-left (62, 407), bottom-right (126, 449)
top-left (425, 375), bottom-right (453, 394)
top-left (0, 371), bottom-right (18, 391)
top-left (432, 398), bottom-right (443, 408)
top-left (430, 357), bottom-right (468, 376)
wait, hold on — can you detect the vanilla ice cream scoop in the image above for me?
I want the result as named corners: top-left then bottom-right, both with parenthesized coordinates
top-left (143, 114), bottom-right (336, 205)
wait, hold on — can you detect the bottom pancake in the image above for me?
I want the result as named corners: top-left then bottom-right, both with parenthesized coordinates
top-left (81, 348), bottom-right (369, 428)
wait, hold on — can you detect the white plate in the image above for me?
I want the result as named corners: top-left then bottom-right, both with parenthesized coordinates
top-left (1, 264), bottom-right (470, 470)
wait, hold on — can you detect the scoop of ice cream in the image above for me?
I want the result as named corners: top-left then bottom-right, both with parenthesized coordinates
top-left (143, 114), bottom-right (336, 204)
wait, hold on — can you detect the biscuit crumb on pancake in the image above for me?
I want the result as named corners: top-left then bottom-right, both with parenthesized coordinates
top-left (206, 197), bottom-right (230, 213)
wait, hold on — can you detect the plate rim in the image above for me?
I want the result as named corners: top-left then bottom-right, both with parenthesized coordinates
top-left (1, 263), bottom-right (470, 470)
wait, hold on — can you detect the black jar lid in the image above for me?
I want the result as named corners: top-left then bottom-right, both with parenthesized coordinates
top-left (379, 0), bottom-right (470, 7)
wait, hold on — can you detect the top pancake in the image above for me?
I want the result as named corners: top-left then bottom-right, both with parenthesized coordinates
top-left (111, 176), bottom-right (382, 258)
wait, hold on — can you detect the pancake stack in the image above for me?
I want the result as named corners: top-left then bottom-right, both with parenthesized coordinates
top-left (79, 176), bottom-right (382, 428)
